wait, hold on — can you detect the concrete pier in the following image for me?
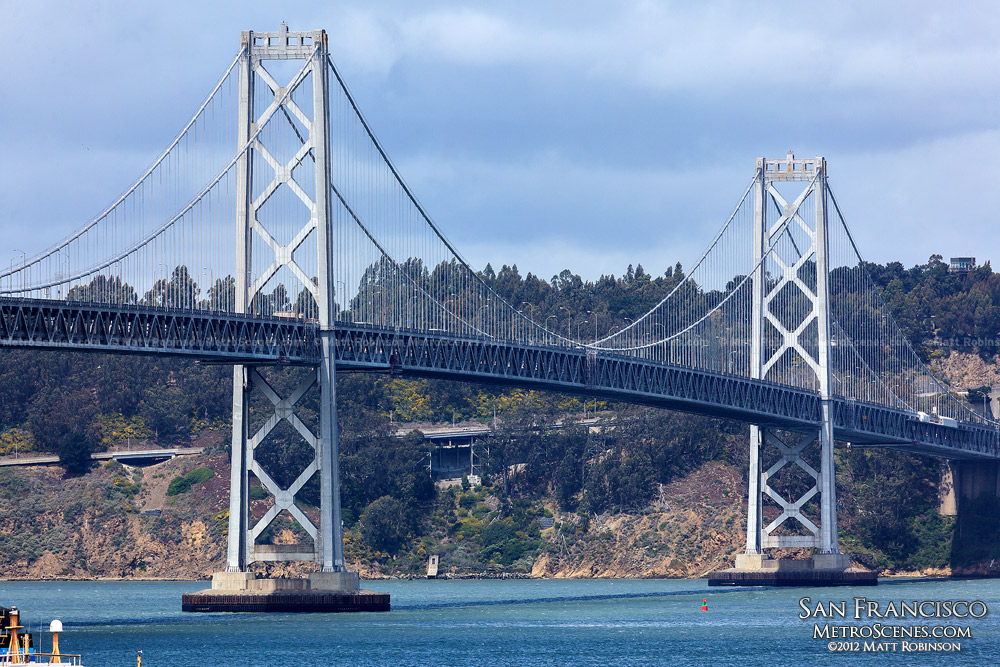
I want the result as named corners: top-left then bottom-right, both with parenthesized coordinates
top-left (941, 460), bottom-right (1000, 575)
top-left (939, 461), bottom-right (959, 516)
top-left (708, 555), bottom-right (877, 587)
top-left (182, 572), bottom-right (390, 612)
top-left (958, 461), bottom-right (998, 504)
top-left (940, 460), bottom-right (1000, 516)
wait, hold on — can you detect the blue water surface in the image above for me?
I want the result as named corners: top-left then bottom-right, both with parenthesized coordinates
top-left (1, 578), bottom-right (998, 666)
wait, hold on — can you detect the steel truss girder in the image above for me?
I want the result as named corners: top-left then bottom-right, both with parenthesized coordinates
top-left (0, 297), bottom-right (319, 363)
top-left (1, 301), bottom-right (998, 460)
top-left (331, 326), bottom-right (821, 426)
top-left (327, 326), bottom-right (999, 458)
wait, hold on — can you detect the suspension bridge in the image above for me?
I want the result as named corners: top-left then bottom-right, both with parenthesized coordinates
top-left (2, 26), bottom-right (997, 599)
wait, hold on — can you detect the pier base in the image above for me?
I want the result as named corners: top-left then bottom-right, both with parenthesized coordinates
top-left (182, 572), bottom-right (390, 612)
top-left (707, 556), bottom-right (877, 587)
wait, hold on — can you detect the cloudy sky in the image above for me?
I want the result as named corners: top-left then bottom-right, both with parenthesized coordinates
top-left (1, 1), bottom-right (997, 282)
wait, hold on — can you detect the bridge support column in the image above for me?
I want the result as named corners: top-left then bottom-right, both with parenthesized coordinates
top-left (942, 460), bottom-right (1000, 512)
top-left (943, 460), bottom-right (1000, 577)
top-left (221, 24), bottom-right (354, 579)
top-left (743, 425), bottom-right (764, 556)
top-left (939, 461), bottom-right (959, 516)
top-left (225, 365), bottom-right (250, 571)
top-left (718, 420), bottom-right (866, 585)
top-left (218, 364), bottom-right (352, 576)
top-left (738, 419), bottom-right (846, 569)
top-left (317, 334), bottom-right (345, 573)
top-left (814, 400), bottom-right (849, 569)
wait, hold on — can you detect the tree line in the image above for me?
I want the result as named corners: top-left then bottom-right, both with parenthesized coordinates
top-left (1, 254), bottom-right (996, 569)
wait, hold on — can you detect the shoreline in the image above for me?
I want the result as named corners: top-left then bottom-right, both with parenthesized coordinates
top-left (0, 572), bottom-right (985, 584)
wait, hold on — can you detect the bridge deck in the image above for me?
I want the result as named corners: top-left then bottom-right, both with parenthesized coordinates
top-left (2, 298), bottom-right (997, 461)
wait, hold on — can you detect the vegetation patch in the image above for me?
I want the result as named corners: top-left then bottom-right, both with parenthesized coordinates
top-left (166, 467), bottom-right (215, 496)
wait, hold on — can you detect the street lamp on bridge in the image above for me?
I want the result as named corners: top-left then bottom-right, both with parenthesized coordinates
top-left (57, 251), bottom-right (71, 300)
top-left (651, 322), bottom-right (667, 363)
top-left (336, 280), bottom-right (348, 321)
top-left (11, 248), bottom-right (26, 294)
top-left (587, 310), bottom-right (597, 341)
top-left (202, 267), bottom-right (214, 309)
top-left (477, 298), bottom-right (493, 335)
top-left (559, 305), bottom-right (571, 342)
top-left (544, 314), bottom-right (557, 345)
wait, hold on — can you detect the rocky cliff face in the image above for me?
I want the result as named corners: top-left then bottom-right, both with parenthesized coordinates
top-left (0, 447), bottom-right (985, 581)
top-left (0, 454), bottom-right (764, 581)
top-left (531, 462), bottom-right (747, 578)
top-left (0, 456), bottom-right (227, 580)
top-left (931, 350), bottom-right (1000, 394)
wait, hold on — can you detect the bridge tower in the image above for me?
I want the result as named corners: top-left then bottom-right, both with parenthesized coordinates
top-left (737, 153), bottom-right (852, 574)
top-left (221, 24), bottom-right (356, 591)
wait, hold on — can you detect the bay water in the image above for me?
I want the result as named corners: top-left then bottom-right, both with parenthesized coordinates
top-left (1, 578), bottom-right (998, 665)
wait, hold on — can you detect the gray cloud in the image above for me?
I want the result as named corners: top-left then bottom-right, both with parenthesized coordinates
top-left (1, 0), bottom-right (997, 278)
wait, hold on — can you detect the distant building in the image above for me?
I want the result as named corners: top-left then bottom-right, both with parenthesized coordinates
top-left (949, 257), bottom-right (976, 273)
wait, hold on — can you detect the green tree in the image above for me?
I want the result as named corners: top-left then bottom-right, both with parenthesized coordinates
top-left (29, 388), bottom-right (99, 474)
top-left (58, 431), bottom-right (93, 475)
top-left (142, 265), bottom-right (200, 308)
top-left (359, 496), bottom-right (409, 553)
top-left (66, 275), bottom-right (138, 304)
top-left (206, 275), bottom-right (236, 311)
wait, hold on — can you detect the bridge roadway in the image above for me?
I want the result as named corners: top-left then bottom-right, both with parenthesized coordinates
top-left (2, 297), bottom-right (998, 461)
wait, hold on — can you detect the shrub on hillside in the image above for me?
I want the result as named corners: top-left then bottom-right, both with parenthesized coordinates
top-left (185, 467), bottom-right (214, 484)
top-left (166, 476), bottom-right (191, 496)
top-left (166, 467), bottom-right (214, 496)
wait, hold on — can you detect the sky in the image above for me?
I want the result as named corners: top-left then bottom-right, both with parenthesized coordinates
top-left (1, 1), bottom-right (998, 282)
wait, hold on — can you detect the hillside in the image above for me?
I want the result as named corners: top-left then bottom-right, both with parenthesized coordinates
top-left (4, 254), bottom-right (1000, 579)
top-left (0, 436), bottom-right (982, 581)
top-left (0, 453), bottom-right (751, 580)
